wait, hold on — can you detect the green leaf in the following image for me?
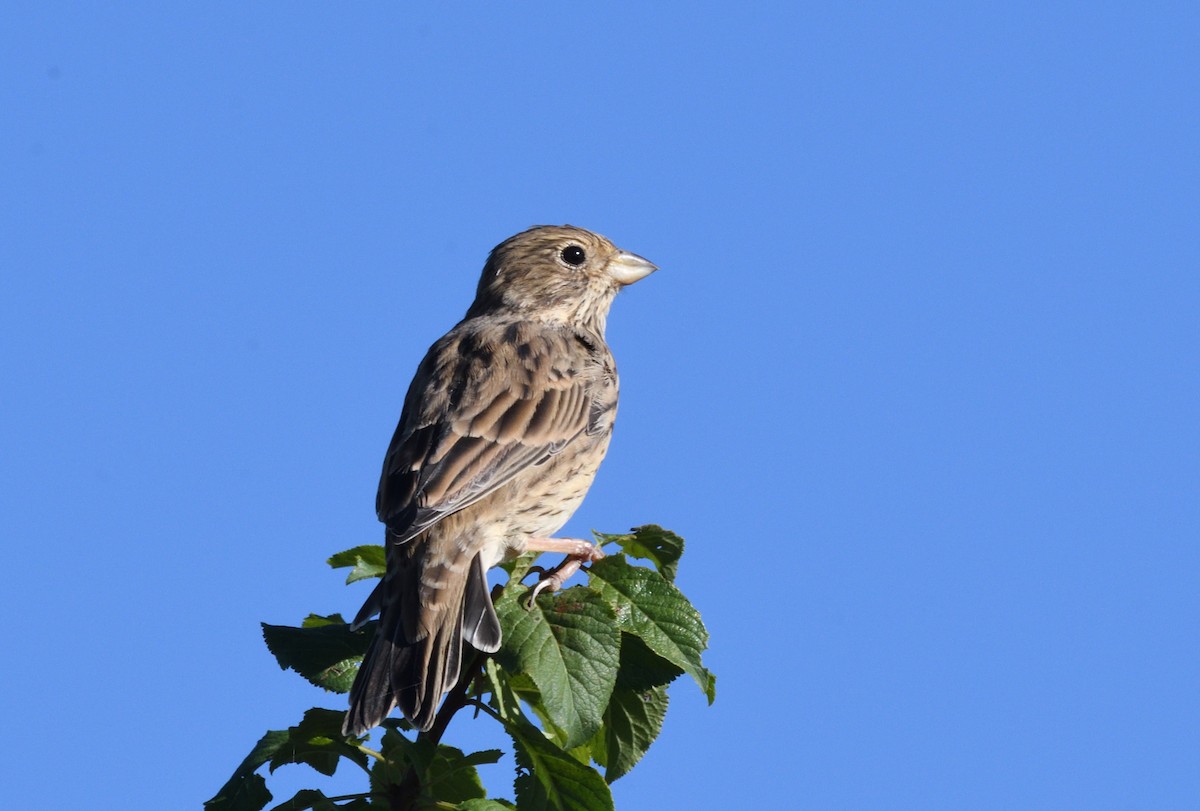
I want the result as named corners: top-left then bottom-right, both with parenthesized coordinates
top-left (458, 800), bottom-right (517, 811)
top-left (368, 728), bottom-right (419, 800)
top-left (268, 789), bottom-right (370, 811)
top-left (205, 729), bottom-right (289, 811)
top-left (599, 684), bottom-right (669, 782)
top-left (484, 660), bottom-right (580, 750)
top-left (586, 555), bottom-right (714, 703)
top-left (205, 712), bottom-right (373, 811)
top-left (588, 635), bottom-right (676, 782)
top-left (460, 748), bottom-right (504, 767)
top-left (614, 633), bottom-right (684, 691)
top-left (300, 613), bottom-right (347, 628)
top-left (327, 545), bottom-right (386, 583)
top-left (482, 657), bottom-right (525, 723)
top-left (261, 618), bottom-right (373, 694)
top-left (370, 729), bottom-right (499, 807)
top-left (597, 525), bottom-right (684, 581)
top-left (496, 668), bottom-right (573, 745)
top-left (494, 585), bottom-right (620, 748)
top-left (423, 745), bottom-right (494, 804)
top-left (509, 717), bottom-right (613, 811)
top-left (268, 708), bottom-right (369, 777)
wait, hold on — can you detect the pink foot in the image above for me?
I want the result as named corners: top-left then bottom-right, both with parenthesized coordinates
top-left (521, 537), bottom-right (605, 606)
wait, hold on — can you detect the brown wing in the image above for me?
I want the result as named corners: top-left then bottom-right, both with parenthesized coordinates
top-left (377, 321), bottom-right (601, 544)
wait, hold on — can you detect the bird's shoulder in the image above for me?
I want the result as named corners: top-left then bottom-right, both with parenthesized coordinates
top-left (376, 317), bottom-right (617, 531)
top-left (414, 317), bottom-right (614, 411)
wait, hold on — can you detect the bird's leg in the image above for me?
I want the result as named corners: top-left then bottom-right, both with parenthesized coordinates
top-left (520, 537), bottom-right (605, 604)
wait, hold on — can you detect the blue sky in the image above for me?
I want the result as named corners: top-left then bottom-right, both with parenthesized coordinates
top-left (3, 2), bottom-right (1198, 808)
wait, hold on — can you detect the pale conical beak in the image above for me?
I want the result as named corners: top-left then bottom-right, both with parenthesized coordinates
top-left (607, 251), bottom-right (658, 285)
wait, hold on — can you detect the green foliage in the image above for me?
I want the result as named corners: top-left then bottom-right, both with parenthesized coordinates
top-left (207, 526), bottom-right (712, 810)
top-left (328, 546), bottom-right (388, 584)
top-left (585, 556), bottom-right (715, 704)
top-left (508, 714), bottom-right (613, 811)
top-left (262, 614), bottom-right (373, 694)
top-left (494, 580), bottom-right (620, 748)
top-left (595, 526), bottom-right (684, 583)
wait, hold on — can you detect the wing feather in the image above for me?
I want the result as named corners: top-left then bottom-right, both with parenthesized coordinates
top-left (376, 322), bottom-right (596, 544)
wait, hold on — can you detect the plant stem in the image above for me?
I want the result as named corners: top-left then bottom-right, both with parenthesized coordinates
top-left (386, 649), bottom-right (487, 810)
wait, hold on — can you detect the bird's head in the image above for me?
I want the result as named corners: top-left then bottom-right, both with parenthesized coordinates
top-left (468, 225), bottom-right (657, 332)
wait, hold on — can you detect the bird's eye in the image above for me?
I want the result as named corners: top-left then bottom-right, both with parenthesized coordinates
top-left (561, 245), bottom-right (586, 266)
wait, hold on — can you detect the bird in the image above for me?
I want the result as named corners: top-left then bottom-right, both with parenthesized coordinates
top-left (342, 225), bottom-right (657, 736)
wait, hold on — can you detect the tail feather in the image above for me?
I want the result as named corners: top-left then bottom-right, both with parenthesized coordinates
top-left (343, 548), bottom-right (500, 737)
top-left (349, 579), bottom-right (383, 631)
top-left (343, 634), bottom-right (400, 737)
top-left (397, 600), bottom-right (464, 730)
top-left (463, 554), bottom-right (502, 653)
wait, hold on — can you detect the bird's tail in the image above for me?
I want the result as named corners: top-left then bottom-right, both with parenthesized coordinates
top-left (343, 547), bottom-right (501, 736)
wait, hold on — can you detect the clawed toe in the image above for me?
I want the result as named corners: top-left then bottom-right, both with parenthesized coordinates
top-left (521, 537), bottom-right (605, 608)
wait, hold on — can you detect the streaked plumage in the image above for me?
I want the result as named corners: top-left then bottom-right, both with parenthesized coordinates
top-left (343, 225), bottom-right (656, 736)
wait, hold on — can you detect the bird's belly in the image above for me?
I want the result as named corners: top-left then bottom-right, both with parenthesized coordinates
top-left (506, 439), bottom-right (608, 537)
top-left (462, 433), bottom-right (612, 569)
